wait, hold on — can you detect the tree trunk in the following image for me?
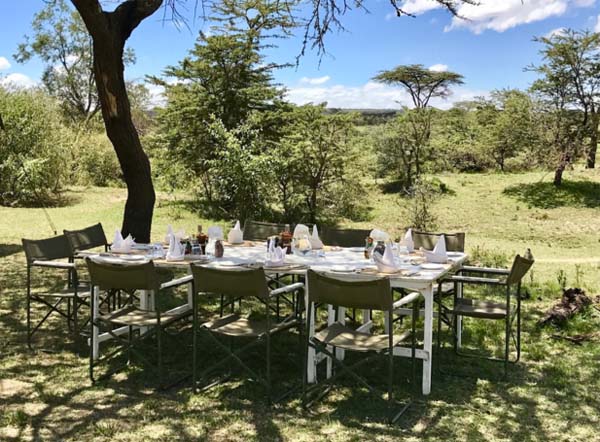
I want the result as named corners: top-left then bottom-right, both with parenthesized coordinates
top-left (586, 113), bottom-right (598, 169)
top-left (71, 0), bottom-right (161, 243)
top-left (553, 166), bottom-right (564, 186)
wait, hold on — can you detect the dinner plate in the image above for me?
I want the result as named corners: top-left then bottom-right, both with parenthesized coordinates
top-left (421, 263), bottom-right (444, 270)
top-left (330, 265), bottom-right (356, 273)
top-left (346, 247), bottom-right (364, 252)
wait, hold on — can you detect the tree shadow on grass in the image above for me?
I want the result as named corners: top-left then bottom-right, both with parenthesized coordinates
top-left (503, 179), bottom-right (600, 209)
top-left (0, 244), bottom-right (22, 259)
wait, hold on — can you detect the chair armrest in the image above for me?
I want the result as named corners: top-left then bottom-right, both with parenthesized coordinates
top-left (160, 275), bottom-right (193, 290)
top-left (270, 282), bottom-right (304, 297)
top-left (32, 260), bottom-right (75, 270)
top-left (457, 266), bottom-right (510, 275)
top-left (393, 291), bottom-right (421, 310)
top-left (444, 275), bottom-right (505, 285)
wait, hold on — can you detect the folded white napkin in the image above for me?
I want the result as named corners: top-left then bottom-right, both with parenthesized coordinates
top-left (293, 224), bottom-right (310, 239)
top-left (166, 234), bottom-right (185, 261)
top-left (309, 225), bottom-right (324, 249)
top-left (423, 235), bottom-right (448, 264)
top-left (227, 220), bottom-right (244, 244)
top-left (165, 225), bottom-right (174, 244)
top-left (165, 225), bottom-right (186, 243)
top-left (207, 225), bottom-right (224, 240)
top-left (373, 243), bottom-right (400, 273)
top-left (266, 239), bottom-right (286, 266)
top-left (111, 230), bottom-right (135, 253)
top-left (369, 228), bottom-right (390, 242)
top-left (400, 228), bottom-right (415, 252)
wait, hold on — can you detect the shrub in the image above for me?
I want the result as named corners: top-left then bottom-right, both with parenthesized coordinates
top-left (0, 88), bottom-right (69, 206)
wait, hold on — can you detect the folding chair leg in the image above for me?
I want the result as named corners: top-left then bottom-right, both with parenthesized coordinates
top-left (27, 291), bottom-right (32, 349)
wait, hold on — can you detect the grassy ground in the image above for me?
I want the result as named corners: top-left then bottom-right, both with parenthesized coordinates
top-left (1, 170), bottom-right (599, 441)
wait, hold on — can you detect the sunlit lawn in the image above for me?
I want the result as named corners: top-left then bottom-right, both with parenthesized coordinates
top-left (1, 170), bottom-right (599, 441)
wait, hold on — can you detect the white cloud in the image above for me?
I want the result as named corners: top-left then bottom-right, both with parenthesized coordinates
top-left (545, 27), bottom-right (567, 38)
top-left (400, 0), bottom-right (441, 15)
top-left (0, 73), bottom-right (37, 89)
top-left (400, 0), bottom-right (596, 34)
top-left (429, 63), bottom-right (448, 72)
top-left (299, 75), bottom-right (331, 85)
top-left (0, 57), bottom-right (10, 71)
top-left (594, 14), bottom-right (600, 32)
top-left (285, 81), bottom-right (486, 110)
top-left (146, 83), bottom-right (166, 108)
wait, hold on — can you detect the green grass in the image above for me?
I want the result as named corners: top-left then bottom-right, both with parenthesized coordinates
top-left (1, 170), bottom-right (599, 441)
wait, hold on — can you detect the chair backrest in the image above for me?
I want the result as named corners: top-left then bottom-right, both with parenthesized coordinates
top-left (22, 235), bottom-right (72, 265)
top-left (243, 220), bottom-right (288, 241)
top-left (412, 230), bottom-right (465, 252)
top-left (320, 227), bottom-right (371, 247)
top-left (507, 254), bottom-right (534, 285)
top-left (307, 269), bottom-right (392, 311)
top-left (85, 258), bottom-right (159, 292)
top-left (64, 223), bottom-right (108, 253)
top-left (191, 265), bottom-right (270, 299)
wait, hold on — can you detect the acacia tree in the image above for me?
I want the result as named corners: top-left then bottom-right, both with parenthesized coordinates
top-left (373, 64), bottom-right (464, 187)
top-left (63, 0), bottom-right (475, 241)
top-left (530, 58), bottom-right (584, 186)
top-left (531, 30), bottom-right (600, 169)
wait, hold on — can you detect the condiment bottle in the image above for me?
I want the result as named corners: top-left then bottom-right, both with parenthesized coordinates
top-left (214, 239), bottom-right (224, 258)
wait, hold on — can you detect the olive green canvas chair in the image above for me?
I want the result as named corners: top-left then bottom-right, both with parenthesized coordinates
top-left (241, 220), bottom-right (298, 318)
top-left (408, 230), bottom-right (466, 327)
top-left (303, 270), bottom-right (419, 424)
top-left (64, 223), bottom-right (109, 255)
top-left (320, 227), bottom-right (371, 248)
top-left (191, 265), bottom-right (304, 403)
top-left (22, 235), bottom-right (91, 348)
top-left (436, 252), bottom-right (534, 376)
top-left (412, 231), bottom-right (466, 252)
top-left (86, 257), bottom-right (192, 386)
top-left (242, 220), bottom-right (288, 241)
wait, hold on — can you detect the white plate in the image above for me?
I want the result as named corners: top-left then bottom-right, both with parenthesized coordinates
top-left (346, 247), bottom-right (364, 252)
top-left (330, 265), bottom-right (356, 273)
top-left (421, 263), bottom-right (444, 270)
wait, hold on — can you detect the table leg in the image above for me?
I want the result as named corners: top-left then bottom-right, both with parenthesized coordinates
top-left (422, 284), bottom-right (433, 395)
top-left (92, 286), bottom-right (99, 360)
top-left (140, 289), bottom-right (149, 334)
top-left (457, 280), bottom-right (463, 349)
top-left (326, 305), bottom-right (334, 378)
top-left (306, 282), bottom-right (316, 384)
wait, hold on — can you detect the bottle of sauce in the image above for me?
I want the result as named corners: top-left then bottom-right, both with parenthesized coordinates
top-left (196, 225), bottom-right (208, 255)
top-left (364, 237), bottom-right (373, 259)
top-left (214, 239), bottom-right (224, 258)
top-left (281, 224), bottom-right (293, 255)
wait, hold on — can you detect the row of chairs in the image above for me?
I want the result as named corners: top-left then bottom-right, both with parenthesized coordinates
top-left (21, 221), bottom-right (533, 422)
top-left (85, 257), bottom-right (420, 422)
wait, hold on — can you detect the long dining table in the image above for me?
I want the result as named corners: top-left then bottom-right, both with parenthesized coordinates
top-left (82, 241), bottom-right (467, 396)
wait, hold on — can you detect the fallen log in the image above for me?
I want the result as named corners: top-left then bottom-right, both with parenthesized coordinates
top-left (538, 288), bottom-right (593, 327)
top-left (551, 332), bottom-right (600, 345)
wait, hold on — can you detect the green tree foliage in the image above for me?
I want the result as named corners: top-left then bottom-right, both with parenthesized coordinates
top-left (482, 90), bottom-right (541, 171)
top-left (430, 101), bottom-right (492, 172)
top-left (529, 29), bottom-right (600, 169)
top-left (275, 105), bottom-right (363, 223)
top-left (15, 0), bottom-right (135, 123)
top-left (0, 88), bottom-right (69, 205)
top-left (373, 65), bottom-right (464, 188)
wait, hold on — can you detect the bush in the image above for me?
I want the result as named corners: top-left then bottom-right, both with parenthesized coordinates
top-left (0, 88), bottom-right (69, 206)
top-left (70, 131), bottom-right (122, 187)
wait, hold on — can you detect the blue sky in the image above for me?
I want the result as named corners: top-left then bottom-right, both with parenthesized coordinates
top-left (1, 0), bottom-right (599, 108)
